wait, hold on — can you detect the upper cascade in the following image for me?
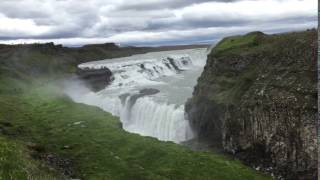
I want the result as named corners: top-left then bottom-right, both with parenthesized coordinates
top-left (78, 48), bottom-right (206, 89)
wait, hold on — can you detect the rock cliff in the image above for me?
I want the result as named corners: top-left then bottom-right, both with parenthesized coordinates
top-left (76, 67), bottom-right (114, 91)
top-left (185, 29), bottom-right (317, 179)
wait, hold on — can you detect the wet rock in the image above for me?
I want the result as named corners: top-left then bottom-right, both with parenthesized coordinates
top-left (167, 57), bottom-right (182, 72)
top-left (119, 93), bottom-right (131, 105)
top-left (119, 88), bottom-right (160, 115)
top-left (139, 88), bottom-right (160, 95)
top-left (128, 88), bottom-right (160, 108)
top-left (43, 153), bottom-right (73, 176)
top-left (76, 67), bottom-right (114, 92)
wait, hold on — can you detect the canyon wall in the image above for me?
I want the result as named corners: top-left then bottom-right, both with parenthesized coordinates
top-left (185, 30), bottom-right (317, 179)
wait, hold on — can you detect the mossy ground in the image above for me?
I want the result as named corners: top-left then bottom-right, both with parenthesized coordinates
top-left (196, 29), bottom-right (317, 105)
top-left (213, 32), bottom-right (264, 54)
top-left (0, 136), bottom-right (61, 180)
top-left (0, 80), bottom-right (272, 180)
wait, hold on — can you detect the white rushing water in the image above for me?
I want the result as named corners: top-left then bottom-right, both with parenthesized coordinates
top-left (66, 48), bottom-right (207, 143)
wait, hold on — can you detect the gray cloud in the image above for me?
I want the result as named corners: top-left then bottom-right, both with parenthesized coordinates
top-left (0, 0), bottom-right (317, 46)
top-left (114, 0), bottom-right (232, 11)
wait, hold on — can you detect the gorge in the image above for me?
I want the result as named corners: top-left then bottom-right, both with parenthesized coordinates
top-left (0, 29), bottom-right (316, 180)
top-left (70, 29), bottom-right (317, 180)
top-left (67, 48), bottom-right (207, 143)
top-left (185, 30), bottom-right (317, 179)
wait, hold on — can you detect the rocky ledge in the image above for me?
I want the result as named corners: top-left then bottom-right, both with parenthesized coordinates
top-left (76, 67), bottom-right (114, 92)
top-left (185, 29), bottom-right (317, 179)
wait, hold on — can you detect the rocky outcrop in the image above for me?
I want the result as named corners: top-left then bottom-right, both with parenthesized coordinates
top-left (119, 88), bottom-right (160, 108)
top-left (76, 67), bottom-right (114, 92)
top-left (185, 29), bottom-right (317, 179)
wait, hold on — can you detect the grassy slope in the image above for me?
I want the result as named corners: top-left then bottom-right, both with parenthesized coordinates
top-left (196, 30), bottom-right (316, 104)
top-left (0, 80), bottom-right (271, 180)
top-left (213, 32), bottom-right (263, 54)
top-left (0, 136), bottom-right (61, 180)
top-left (0, 44), bottom-right (271, 179)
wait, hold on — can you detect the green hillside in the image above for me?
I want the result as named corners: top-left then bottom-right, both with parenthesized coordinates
top-left (0, 43), bottom-right (270, 179)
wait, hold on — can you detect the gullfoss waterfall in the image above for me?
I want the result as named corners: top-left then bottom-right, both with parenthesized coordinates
top-left (66, 48), bottom-right (207, 143)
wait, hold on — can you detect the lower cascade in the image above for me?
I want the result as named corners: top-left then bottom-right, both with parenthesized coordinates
top-left (66, 48), bottom-right (207, 143)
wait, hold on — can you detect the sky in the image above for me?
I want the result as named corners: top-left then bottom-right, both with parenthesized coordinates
top-left (0, 0), bottom-right (317, 46)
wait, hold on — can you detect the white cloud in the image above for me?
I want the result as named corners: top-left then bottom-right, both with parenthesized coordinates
top-left (0, 14), bottom-right (50, 37)
top-left (178, 0), bottom-right (316, 22)
top-left (0, 0), bottom-right (317, 46)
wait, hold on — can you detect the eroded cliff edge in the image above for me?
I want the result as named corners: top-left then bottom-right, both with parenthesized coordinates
top-left (185, 29), bottom-right (317, 179)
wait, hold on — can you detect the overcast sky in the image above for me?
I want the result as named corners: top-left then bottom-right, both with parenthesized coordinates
top-left (0, 0), bottom-right (317, 46)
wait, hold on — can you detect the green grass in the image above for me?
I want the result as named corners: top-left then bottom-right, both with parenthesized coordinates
top-left (0, 136), bottom-right (60, 180)
top-left (0, 79), bottom-right (271, 180)
top-left (213, 31), bottom-right (264, 54)
top-left (201, 30), bottom-right (316, 105)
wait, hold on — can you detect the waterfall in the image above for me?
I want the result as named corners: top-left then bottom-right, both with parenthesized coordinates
top-left (66, 48), bottom-right (206, 143)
